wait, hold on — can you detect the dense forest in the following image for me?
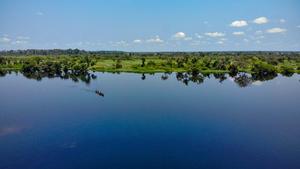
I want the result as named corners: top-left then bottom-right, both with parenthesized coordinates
top-left (1, 49), bottom-right (300, 58)
top-left (0, 49), bottom-right (299, 83)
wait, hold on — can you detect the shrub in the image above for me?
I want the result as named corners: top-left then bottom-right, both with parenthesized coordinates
top-left (252, 62), bottom-right (276, 75)
top-left (115, 59), bottom-right (122, 69)
top-left (228, 64), bottom-right (238, 77)
top-left (280, 65), bottom-right (294, 77)
top-left (147, 61), bottom-right (156, 66)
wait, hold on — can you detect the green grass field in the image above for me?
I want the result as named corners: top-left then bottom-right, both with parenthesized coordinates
top-left (0, 55), bottom-right (300, 75)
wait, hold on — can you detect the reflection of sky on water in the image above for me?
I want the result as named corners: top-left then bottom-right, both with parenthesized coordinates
top-left (252, 81), bottom-right (263, 86)
top-left (0, 72), bottom-right (299, 169)
top-left (61, 141), bottom-right (78, 149)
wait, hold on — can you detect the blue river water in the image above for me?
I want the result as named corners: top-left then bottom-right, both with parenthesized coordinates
top-left (0, 72), bottom-right (300, 169)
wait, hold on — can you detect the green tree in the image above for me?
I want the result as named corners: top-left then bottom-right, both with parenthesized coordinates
top-left (141, 58), bottom-right (146, 67)
top-left (115, 59), bottom-right (122, 69)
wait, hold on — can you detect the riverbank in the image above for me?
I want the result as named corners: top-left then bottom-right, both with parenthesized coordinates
top-left (0, 53), bottom-right (300, 75)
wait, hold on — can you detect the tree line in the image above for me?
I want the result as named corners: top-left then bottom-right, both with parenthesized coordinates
top-left (0, 50), bottom-right (299, 78)
top-left (1, 49), bottom-right (300, 58)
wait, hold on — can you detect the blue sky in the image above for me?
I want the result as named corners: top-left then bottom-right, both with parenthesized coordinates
top-left (0, 0), bottom-right (300, 51)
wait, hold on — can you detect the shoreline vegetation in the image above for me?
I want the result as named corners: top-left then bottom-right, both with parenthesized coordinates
top-left (0, 49), bottom-right (299, 76)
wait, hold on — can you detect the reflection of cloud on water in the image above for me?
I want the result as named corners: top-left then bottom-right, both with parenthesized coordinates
top-left (252, 81), bottom-right (263, 86)
top-left (228, 77), bottom-right (235, 82)
top-left (0, 126), bottom-right (25, 137)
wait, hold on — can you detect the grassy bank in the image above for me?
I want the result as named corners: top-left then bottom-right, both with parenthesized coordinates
top-left (0, 51), bottom-right (300, 75)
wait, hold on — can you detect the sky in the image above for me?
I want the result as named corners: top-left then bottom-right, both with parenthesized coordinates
top-left (0, 0), bottom-right (300, 51)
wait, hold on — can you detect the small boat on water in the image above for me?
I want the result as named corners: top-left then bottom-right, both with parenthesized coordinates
top-left (95, 90), bottom-right (104, 97)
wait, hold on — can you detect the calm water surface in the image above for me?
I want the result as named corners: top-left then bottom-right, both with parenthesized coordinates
top-left (0, 72), bottom-right (300, 169)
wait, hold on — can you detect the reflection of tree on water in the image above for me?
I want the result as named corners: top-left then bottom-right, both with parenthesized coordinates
top-left (251, 62), bottom-right (278, 81)
top-left (234, 72), bottom-right (279, 87)
top-left (0, 69), bottom-right (8, 77)
top-left (213, 73), bottom-right (227, 83)
top-left (0, 70), bottom-right (17, 77)
top-left (161, 72), bottom-right (171, 80)
top-left (189, 72), bottom-right (204, 84)
top-left (141, 73), bottom-right (146, 80)
top-left (21, 71), bottom-right (97, 84)
top-left (176, 72), bottom-right (204, 86)
top-left (251, 72), bottom-right (277, 82)
top-left (0, 69), bottom-right (297, 88)
top-left (161, 74), bottom-right (169, 80)
top-left (0, 67), bottom-right (97, 84)
top-left (234, 73), bottom-right (253, 88)
top-left (141, 73), bottom-right (157, 81)
top-left (10, 59), bottom-right (99, 84)
top-left (174, 71), bottom-right (288, 87)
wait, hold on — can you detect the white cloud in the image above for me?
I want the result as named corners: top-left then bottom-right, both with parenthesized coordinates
top-left (249, 34), bottom-right (264, 41)
top-left (190, 40), bottom-right (202, 46)
top-left (172, 32), bottom-right (192, 41)
top-left (230, 20), bottom-right (248, 27)
top-left (0, 37), bottom-right (11, 43)
top-left (17, 36), bottom-right (30, 40)
top-left (216, 37), bottom-right (227, 45)
top-left (233, 31), bottom-right (245, 36)
top-left (4, 36), bottom-right (31, 45)
top-left (255, 30), bottom-right (263, 35)
top-left (266, 28), bottom-right (287, 33)
top-left (67, 41), bottom-right (94, 48)
top-left (173, 32), bottom-right (186, 39)
top-left (205, 32), bottom-right (225, 38)
top-left (253, 17), bottom-right (269, 24)
top-left (297, 25), bottom-right (300, 28)
top-left (279, 19), bottom-right (286, 23)
top-left (195, 33), bottom-right (203, 39)
top-left (184, 37), bottom-right (192, 41)
top-left (110, 41), bottom-right (129, 47)
top-left (36, 11), bottom-right (44, 16)
top-left (133, 39), bottom-right (142, 44)
top-left (217, 41), bottom-right (224, 44)
top-left (243, 39), bottom-right (249, 42)
top-left (116, 41), bottom-right (128, 46)
top-left (256, 35), bottom-right (265, 39)
top-left (12, 40), bottom-right (28, 45)
top-left (147, 36), bottom-right (164, 43)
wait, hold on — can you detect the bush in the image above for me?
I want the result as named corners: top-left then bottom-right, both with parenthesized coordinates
top-left (141, 58), bottom-right (146, 67)
top-left (22, 61), bottom-right (39, 73)
top-left (166, 59), bottom-right (173, 67)
top-left (72, 63), bottom-right (88, 74)
top-left (0, 57), bottom-right (6, 64)
top-left (147, 61), bottom-right (156, 66)
top-left (280, 65), bottom-right (294, 77)
top-left (0, 68), bottom-right (6, 77)
top-left (251, 62), bottom-right (277, 81)
top-left (228, 64), bottom-right (238, 77)
top-left (252, 62), bottom-right (276, 75)
top-left (90, 61), bottom-right (96, 66)
top-left (176, 58), bottom-right (184, 68)
top-left (115, 60), bottom-right (123, 69)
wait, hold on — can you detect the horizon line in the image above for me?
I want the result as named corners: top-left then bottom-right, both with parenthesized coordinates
top-left (1, 49), bottom-right (300, 53)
